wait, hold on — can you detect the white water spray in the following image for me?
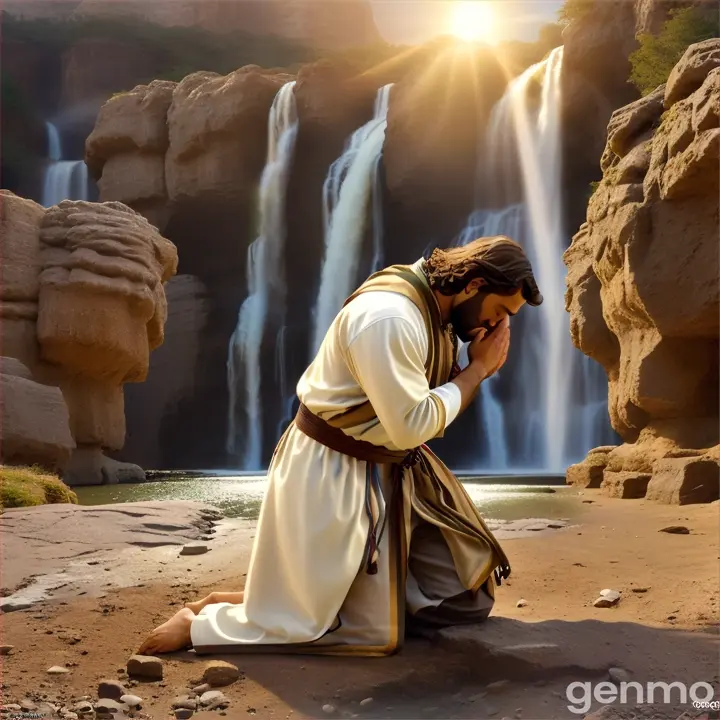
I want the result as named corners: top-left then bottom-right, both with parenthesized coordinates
top-left (311, 84), bottom-right (393, 357)
top-left (458, 47), bottom-right (612, 472)
top-left (227, 81), bottom-right (298, 469)
top-left (42, 122), bottom-right (89, 207)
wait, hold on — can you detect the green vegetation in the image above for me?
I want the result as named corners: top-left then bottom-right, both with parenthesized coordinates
top-left (557, 0), bottom-right (595, 25)
top-left (0, 465), bottom-right (78, 510)
top-left (630, 6), bottom-right (720, 95)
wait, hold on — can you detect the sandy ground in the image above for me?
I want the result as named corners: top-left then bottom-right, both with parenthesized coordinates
top-left (1, 491), bottom-right (718, 720)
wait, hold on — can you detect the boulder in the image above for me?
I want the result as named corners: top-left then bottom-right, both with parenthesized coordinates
top-left (0, 358), bottom-right (74, 472)
top-left (563, 40), bottom-right (720, 503)
top-left (86, 81), bottom-right (176, 231)
top-left (566, 446), bottom-right (616, 488)
top-left (600, 471), bottom-right (652, 499)
top-left (646, 453), bottom-right (720, 504)
top-left (665, 38), bottom-right (720, 109)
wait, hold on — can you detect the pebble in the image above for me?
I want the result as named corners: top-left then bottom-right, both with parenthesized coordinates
top-left (487, 680), bottom-right (510, 693)
top-left (516, 599), bottom-right (528, 608)
top-left (594, 588), bottom-right (621, 608)
top-left (200, 691), bottom-right (229, 710)
top-left (20, 700), bottom-right (37, 711)
top-left (322, 705), bottom-right (336, 715)
top-left (47, 666), bottom-right (71, 675)
top-left (172, 696), bottom-right (198, 711)
top-left (119, 694), bottom-right (142, 708)
top-left (181, 544), bottom-right (209, 556)
top-left (0, 645), bottom-right (14, 655)
top-left (202, 660), bottom-right (240, 687)
top-left (175, 710), bottom-right (194, 720)
top-left (660, 525), bottom-right (690, 534)
top-left (359, 698), bottom-right (373, 707)
top-left (192, 684), bottom-right (211, 695)
top-left (631, 587), bottom-right (649, 593)
top-left (608, 667), bottom-right (630, 683)
top-left (73, 701), bottom-right (94, 714)
top-left (127, 655), bottom-right (163, 681)
top-left (96, 699), bottom-right (126, 714)
top-left (98, 680), bottom-right (127, 700)
top-left (2, 705), bottom-right (22, 712)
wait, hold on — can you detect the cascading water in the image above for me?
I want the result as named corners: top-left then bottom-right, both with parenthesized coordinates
top-left (310, 84), bottom-right (393, 357)
top-left (42, 122), bottom-right (89, 207)
top-left (226, 81), bottom-right (299, 470)
top-left (457, 47), bottom-right (614, 472)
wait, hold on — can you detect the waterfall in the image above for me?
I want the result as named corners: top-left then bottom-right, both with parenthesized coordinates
top-left (226, 81), bottom-right (299, 470)
top-left (42, 122), bottom-right (89, 207)
top-left (311, 84), bottom-right (393, 357)
top-left (457, 47), bottom-right (613, 472)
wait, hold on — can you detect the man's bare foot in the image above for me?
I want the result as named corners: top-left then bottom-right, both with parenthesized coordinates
top-left (137, 607), bottom-right (194, 655)
top-left (185, 591), bottom-right (244, 615)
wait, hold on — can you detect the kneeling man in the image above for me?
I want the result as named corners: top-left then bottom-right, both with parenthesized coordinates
top-left (140, 235), bottom-right (542, 656)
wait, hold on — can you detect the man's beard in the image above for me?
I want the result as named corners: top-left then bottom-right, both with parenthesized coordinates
top-left (450, 291), bottom-right (492, 343)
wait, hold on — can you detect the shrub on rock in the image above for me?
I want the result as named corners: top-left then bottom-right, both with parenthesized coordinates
top-left (0, 465), bottom-right (78, 509)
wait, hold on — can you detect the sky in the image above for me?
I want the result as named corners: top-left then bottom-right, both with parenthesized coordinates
top-left (371, 0), bottom-right (564, 45)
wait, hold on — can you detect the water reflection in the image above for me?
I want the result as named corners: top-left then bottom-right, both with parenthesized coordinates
top-left (74, 475), bottom-right (579, 523)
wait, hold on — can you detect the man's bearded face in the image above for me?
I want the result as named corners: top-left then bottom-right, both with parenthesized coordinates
top-left (450, 285), bottom-right (526, 343)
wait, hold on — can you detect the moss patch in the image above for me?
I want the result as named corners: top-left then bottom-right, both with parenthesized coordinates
top-left (0, 465), bottom-right (78, 510)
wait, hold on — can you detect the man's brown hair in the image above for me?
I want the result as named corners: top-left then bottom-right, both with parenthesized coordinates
top-left (424, 236), bottom-right (543, 306)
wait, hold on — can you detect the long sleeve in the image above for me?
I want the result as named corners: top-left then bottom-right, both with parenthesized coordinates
top-left (345, 316), bottom-right (462, 450)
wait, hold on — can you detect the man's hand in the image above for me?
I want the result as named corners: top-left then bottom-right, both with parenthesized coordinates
top-left (467, 316), bottom-right (510, 381)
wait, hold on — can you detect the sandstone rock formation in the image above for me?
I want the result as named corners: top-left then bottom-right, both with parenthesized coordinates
top-left (86, 80), bottom-right (176, 232)
top-left (0, 358), bottom-right (75, 472)
top-left (563, 40), bottom-right (720, 504)
top-left (0, 190), bottom-right (178, 485)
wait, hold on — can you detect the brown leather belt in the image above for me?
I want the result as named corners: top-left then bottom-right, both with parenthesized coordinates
top-left (294, 403), bottom-right (420, 467)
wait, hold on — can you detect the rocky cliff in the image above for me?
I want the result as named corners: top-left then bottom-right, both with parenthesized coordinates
top-left (564, 40), bottom-right (720, 504)
top-left (0, 191), bottom-right (178, 484)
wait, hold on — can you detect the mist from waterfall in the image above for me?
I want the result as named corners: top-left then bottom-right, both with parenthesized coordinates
top-left (457, 46), bottom-right (614, 472)
top-left (42, 122), bottom-right (89, 207)
top-left (227, 81), bottom-right (299, 470)
top-left (311, 84), bottom-right (393, 357)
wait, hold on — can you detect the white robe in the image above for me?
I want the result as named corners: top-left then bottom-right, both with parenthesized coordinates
top-left (191, 263), bottom-right (492, 654)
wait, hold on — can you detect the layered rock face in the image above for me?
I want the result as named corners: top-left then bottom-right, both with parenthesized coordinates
top-left (0, 190), bottom-right (178, 484)
top-left (564, 40), bottom-right (720, 504)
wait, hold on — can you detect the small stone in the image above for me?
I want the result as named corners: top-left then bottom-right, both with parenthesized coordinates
top-left (593, 597), bottom-right (616, 608)
top-left (119, 694), bottom-right (142, 708)
top-left (594, 589), bottom-right (621, 607)
top-left (516, 599), bottom-right (528, 608)
top-left (660, 525), bottom-right (690, 534)
top-left (192, 683), bottom-right (211, 695)
top-left (96, 699), bottom-right (125, 714)
top-left (608, 667), bottom-right (630, 683)
top-left (73, 701), bottom-right (94, 714)
top-left (20, 700), bottom-right (38, 711)
top-left (359, 698), bottom-right (373, 707)
top-left (2, 705), bottom-right (21, 712)
top-left (631, 587), bottom-right (649, 593)
top-left (180, 544), bottom-right (209, 556)
top-left (173, 697), bottom-right (198, 711)
top-left (127, 655), bottom-right (163, 681)
top-left (98, 680), bottom-right (127, 700)
top-left (175, 710), bottom-right (194, 720)
top-left (486, 680), bottom-right (510, 693)
top-left (47, 666), bottom-right (71, 675)
top-left (202, 660), bottom-right (240, 687)
top-left (200, 691), bottom-right (227, 707)
top-left (322, 705), bottom-right (336, 715)
top-left (0, 645), bottom-right (14, 655)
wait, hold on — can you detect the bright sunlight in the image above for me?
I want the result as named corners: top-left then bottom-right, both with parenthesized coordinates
top-left (449, 1), bottom-right (496, 43)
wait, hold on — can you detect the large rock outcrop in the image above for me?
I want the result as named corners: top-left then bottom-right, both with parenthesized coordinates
top-left (0, 190), bottom-right (178, 484)
top-left (563, 40), bottom-right (720, 504)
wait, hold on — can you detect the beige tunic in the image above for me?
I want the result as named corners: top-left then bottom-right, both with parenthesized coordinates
top-left (190, 263), bottom-right (493, 653)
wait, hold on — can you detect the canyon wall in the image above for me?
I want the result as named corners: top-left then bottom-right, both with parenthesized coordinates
top-left (564, 40), bottom-right (720, 504)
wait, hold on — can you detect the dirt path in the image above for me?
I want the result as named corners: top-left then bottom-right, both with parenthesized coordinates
top-left (1, 494), bottom-right (718, 720)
